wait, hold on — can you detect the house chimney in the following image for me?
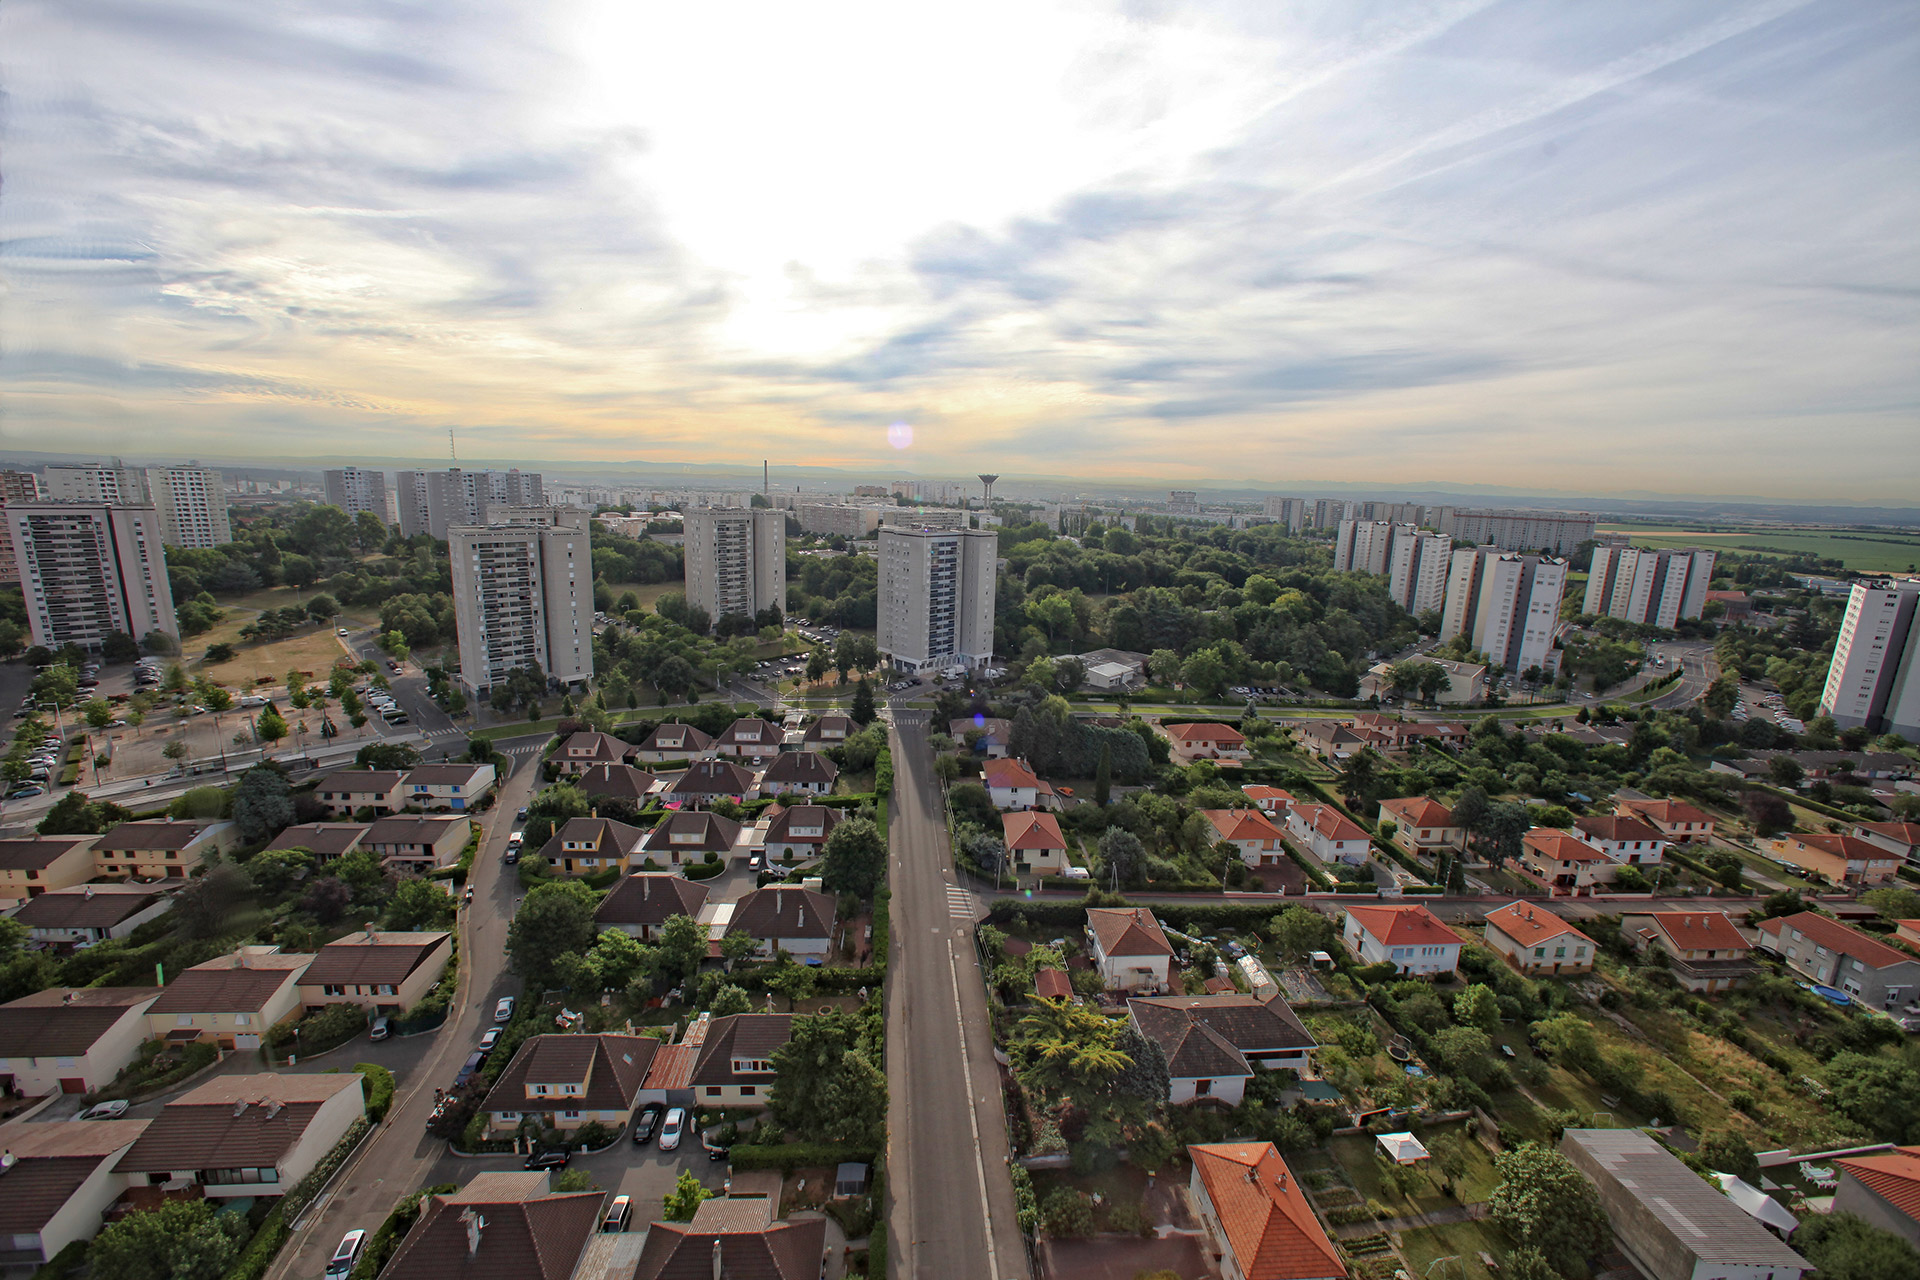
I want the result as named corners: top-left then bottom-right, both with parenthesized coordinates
top-left (62, 991), bottom-right (74, 1004)
top-left (460, 1208), bottom-right (486, 1257)
top-left (232, 1100), bottom-right (247, 1117)
top-left (265, 1100), bottom-right (283, 1120)
top-left (232, 952), bottom-right (244, 968)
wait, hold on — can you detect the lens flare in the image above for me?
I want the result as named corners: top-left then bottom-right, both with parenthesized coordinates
top-left (887, 421), bottom-right (913, 449)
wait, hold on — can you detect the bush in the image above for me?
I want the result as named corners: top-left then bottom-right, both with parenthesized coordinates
top-left (354, 1063), bottom-right (395, 1122)
top-left (727, 1141), bottom-right (879, 1173)
top-left (572, 1120), bottom-right (616, 1151)
top-left (268, 1002), bottom-right (367, 1056)
top-left (222, 1203), bottom-right (287, 1280)
top-left (30, 1239), bottom-right (89, 1280)
top-left (1039, 1187), bottom-right (1094, 1238)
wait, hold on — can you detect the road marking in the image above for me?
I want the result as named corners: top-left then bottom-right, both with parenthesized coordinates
top-left (946, 886), bottom-right (976, 920)
top-left (945, 938), bottom-right (1001, 1280)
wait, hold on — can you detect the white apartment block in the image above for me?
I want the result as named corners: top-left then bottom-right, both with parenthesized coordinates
top-left (0, 471), bottom-right (42, 586)
top-left (1435, 508), bottom-right (1596, 555)
top-left (683, 507), bottom-right (786, 629)
top-left (1167, 491), bottom-right (1200, 514)
top-left (9, 504), bottom-right (178, 650)
top-left (322, 468), bottom-right (390, 519)
top-left (797, 504), bottom-right (884, 539)
top-left (890, 480), bottom-right (963, 504)
top-left (877, 527), bottom-right (997, 674)
top-left (1441, 548), bottom-right (1566, 674)
top-left (449, 511), bottom-right (592, 698)
top-left (1388, 528), bottom-right (1452, 616)
top-left (880, 507), bottom-right (968, 531)
top-left (1583, 547), bottom-right (1716, 628)
top-left (1820, 581), bottom-right (1920, 739)
top-left (397, 469), bottom-right (545, 539)
top-left (145, 466), bottom-right (232, 548)
top-left (42, 464), bottom-right (149, 506)
top-left (1332, 519), bottom-right (1395, 576)
top-left (1261, 496), bottom-right (1309, 532)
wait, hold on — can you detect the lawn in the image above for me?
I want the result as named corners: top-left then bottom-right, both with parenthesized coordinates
top-left (601, 581), bottom-right (683, 613)
top-left (1395, 1217), bottom-right (1513, 1280)
top-left (191, 620), bottom-right (356, 690)
top-left (1327, 1127), bottom-right (1499, 1215)
top-left (1598, 525), bottom-right (1920, 574)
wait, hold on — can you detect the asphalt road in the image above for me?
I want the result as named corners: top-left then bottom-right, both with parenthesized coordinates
top-left (339, 626), bottom-right (461, 740)
top-left (885, 705), bottom-right (1030, 1280)
top-left (1644, 640), bottom-right (1719, 712)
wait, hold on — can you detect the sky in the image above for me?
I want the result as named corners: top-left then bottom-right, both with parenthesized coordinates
top-left (1, 0), bottom-right (1915, 500)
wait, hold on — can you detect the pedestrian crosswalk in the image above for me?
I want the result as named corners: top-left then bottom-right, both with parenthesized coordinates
top-left (945, 884), bottom-right (977, 920)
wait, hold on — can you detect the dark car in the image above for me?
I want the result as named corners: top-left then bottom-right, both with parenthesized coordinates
top-left (452, 1050), bottom-right (487, 1088)
top-left (631, 1102), bottom-right (666, 1146)
top-left (504, 847), bottom-right (520, 865)
top-left (523, 1149), bottom-right (570, 1171)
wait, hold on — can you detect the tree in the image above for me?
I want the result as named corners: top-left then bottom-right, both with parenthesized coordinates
top-left (720, 931), bottom-right (757, 966)
top-left (1180, 649), bottom-right (1227, 699)
top-left (1093, 742), bottom-right (1111, 806)
top-left (1430, 1025), bottom-right (1497, 1085)
top-left (1696, 1129), bottom-right (1760, 1181)
top-left (850, 679), bottom-right (876, 725)
top-left (820, 817), bottom-right (886, 900)
top-left (388, 877), bottom-right (457, 931)
top-left (1768, 755), bottom-right (1805, 787)
top-left (87, 1198), bottom-right (245, 1280)
top-left (1794, 1212), bottom-right (1920, 1280)
top-left (1741, 789), bottom-right (1793, 837)
top-left (204, 642), bottom-right (236, 664)
top-left (1488, 1143), bottom-right (1608, 1277)
top-left (255, 705), bottom-right (289, 744)
top-left (1501, 1247), bottom-right (1566, 1280)
top-left (356, 741), bottom-right (423, 771)
top-left (1825, 1052), bottom-right (1920, 1143)
top-left (710, 984), bottom-right (752, 1016)
top-left (162, 740), bottom-right (189, 763)
top-left (662, 1170), bottom-right (713, 1222)
top-left (1110, 1024), bottom-right (1170, 1104)
top-left (1099, 828), bottom-right (1145, 888)
top-left (1480, 799), bottom-right (1531, 868)
top-left (583, 926), bottom-right (654, 991)
top-left (245, 845), bottom-right (313, 896)
top-left (1454, 983), bottom-right (1502, 1033)
top-left (506, 880), bottom-right (600, 991)
top-left (767, 1008), bottom-right (887, 1146)
top-left (1451, 784), bottom-right (1490, 833)
top-left (306, 594), bottom-right (340, 623)
top-left (1267, 905), bottom-right (1328, 962)
top-left (1528, 1012), bottom-right (1599, 1070)
top-left (656, 913), bottom-right (707, 989)
top-left (230, 764), bottom-right (295, 842)
top-left (805, 646), bottom-right (831, 684)
top-left (36, 791), bottom-right (131, 836)
top-left (765, 960), bottom-right (818, 1010)
top-left (1703, 673), bottom-right (1740, 718)
top-left (1862, 886), bottom-right (1920, 921)
top-left (101, 630), bottom-right (141, 664)
top-left (1147, 649), bottom-right (1183, 687)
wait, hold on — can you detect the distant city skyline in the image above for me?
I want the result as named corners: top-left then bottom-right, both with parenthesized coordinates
top-left (3, 2), bottom-right (1914, 500)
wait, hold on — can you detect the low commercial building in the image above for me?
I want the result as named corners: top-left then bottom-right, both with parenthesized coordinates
top-left (1559, 1128), bottom-right (1808, 1280)
top-left (144, 947), bottom-right (313, 1051)
top-left (1833, 1146), bottom-right (1920, 1251)
top-left (1002, 811), bottom-right (1070, 877)
top-left (295, 930), bottom-right (452, 1016)
top-left (1341, 904), bottom-right (1461, 975)
top-left (378, 1172), bottom-right (606, 1280)
top-left (312, 769), bottom-right (407, 816)
top-left (1482, 902), bottom-right (1595, 976)
top-left (536, 816), bottom-right (648, 876)
top-left (1188, 1142), bottom-right (1346, 1280)
top-left (482, 1033), bottom-right (657, 1139)
top-left (0, 836), bottom-right (101, 906)
top-left (10, 883), bottom-right (171, 946)
top-left (401, 762), bottom-right (496, 812)
top-left (114, 1072), bottom-right (368, 1200)
top-left (0, 988), bottom-right (160, 1095)
top-left (1756, 911), bottom-right (1920, 1015)
top-left (0, 1119), bottom-right (151, 1269)
top-left (362, 815), bottom-right (472, 869)
top-left (1085, 907), bottom-right (1175, 992)
top-left (1377, 797), bottom-right (1464, 858)
top-left (1128, 995), bottom-right (1316, 1106)
top-left (1766, 833), bottom-right (1902, 886)
top-left (726, 885), bottom-right (836, 959)
top-left (1621, 911), bottom-right (1753, 992)
top-left (689, 1013), bottom-right (793, 1108)
top-left (593, 873), bottom-right (710, 942)
top-left (762, 804), bottom-right (841, 862)
top-left (1164, 723), bottom-right (1250, 766)
top-left (90, 820), bottom-right (238, 881)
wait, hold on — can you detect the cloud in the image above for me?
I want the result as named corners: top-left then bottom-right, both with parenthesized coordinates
top-left (0, 0), bottom-right (1913, 499)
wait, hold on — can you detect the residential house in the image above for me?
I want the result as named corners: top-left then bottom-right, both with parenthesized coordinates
top-left (296, 931), bottom-right (452, 1016)
top-left (631, 722), bottom-right (714, 762)
top-left (1085, 907), bottom-right (1175, 992)
top-left (262, 823), bottom-right (369, 864)
top-left (1341, 904), bottom-right (1461, 975)
top-left (689, 1013), bottom-right (793, 1108)
top-left (1295, 722), bottom-right (1365, 762)
top-left (1833, 1146), bottom-right (1920, 1251)
top-left (572, 763), bottom-right (662, 807)
top-left (552, 730), bottom-right (637, 775)
top-left (1188, 1142), bottom-right (1347, 1280)
top-left (401, 763), bottom-right (496, 812)
top-left (1560, 1129), bottom-right (1808, 1280)
top-left (1203, 809), bottom-right (1288, 868)
top-left (1621, 911), bottom-right (1753, 992)
top-left (666, 759), bottom-right (756, 809)
top-left (593, 873), bottom-right (710, 942)
top-left (1163, 722), bottom-right (1251, 766)
top-left (1286, 804), bottom-right (1371, 866)
top-left (1766, 833), bottom-right (1901, 886)
top-left (1756, 912), bottom-right (1920, 1016)
top-left (726, 885), bottom-right (837, 959)
top-left (1483, 902), bottom-right (1596, 975)
top-left (10, 884), bottom-right (171, 947)
top-left (90, 820), bottom-right (238, 881)
top-left (1084, 660), bottom-right (1141, 691)
top-left (0, 1119), bottom-right (150, 1269)
top-left (950, 716), bottom-right (1013, 758)
top-left (378, 1172), bottom-right (605, 1280)
top-left (114, 1072), bottom-right (368, 1199)
top-left (632, 1195), bottom-right (829, 1280)
top-left (1240, 785), bottom-right (1295, 819)
top-left (0, 988), bottom-right (160, 1095)
top-left (482, 1033), bottom-right (656, 1139)
top-left (1616, 796), bottom-right (1714, 843)
top-left (0, 836), bottom-right (100, 906)
top-left (1573, 814), bottom-right (1668, 866)
top-left (641, 810), bottom-right (741, 868)
top-left (714, 717), bottom-right (783, 764)
top-left (802, 713), bottom-right (858, 748)
top-left (1901, 919), bottom-right (1920, 948)
top-left (144, 947), bottom-right (313, 1051)
top-left (758, 750), bottom-right (838, 798)
top-left (363, 816), bottom-right (472, 869)
top-left (762, 804), bottom-right (841, 862)
top-left (1035, 969), bottom-right (1073, 1001)
top-left (1377, 797), bottom-right (1464, 859)
top-left (1128, 995), bottom-right (1316, 1106)
top-left (1002, 811), bottom-right (1070, 877)
top-left (1516, 829), bottom-right (1617, 897)
top-left (982, 757), bottom-right (1052, 810)
top-left (1854, 821), bottom-right (1920, 868)
top-left (311, 769), bottom-right (407, 816)
top-left (536, 816), bottom-right (648, 876)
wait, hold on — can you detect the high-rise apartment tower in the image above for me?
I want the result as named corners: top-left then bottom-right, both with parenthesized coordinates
top-left (1819, 581), bottom-right (1920, 739)
top-left (7, 503), bottom-right (178, 650)
top-left (322, 468), bottom-right (391, 520)
top-left (449, 508), bottom-right (592, 699)
top-left (144, 465), bottom-right (231, 548)
top-left (877, 527), bottom-right (997, 674)
top-left (682, 507), bottom-right (786, 630)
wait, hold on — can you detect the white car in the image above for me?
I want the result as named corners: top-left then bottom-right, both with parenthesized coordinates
top-left (658, 1107), bottom-right (687, 1151)
top-left (77, 1099), bottom-right (128, 1121)
top-left (493, 996), bottom-right (516, 1023)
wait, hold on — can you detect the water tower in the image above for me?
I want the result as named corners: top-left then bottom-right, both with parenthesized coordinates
top-left (977, 474), bottom-right (998, 510)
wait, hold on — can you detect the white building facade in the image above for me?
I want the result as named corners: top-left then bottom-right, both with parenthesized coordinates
top-left (1583, 547), bottom-right (1716, 627)
top-left (449, 509), bottom-right (592, 698)
top-left (9, 504), bottom-right (178, 650)
top-left (322, 467), bottom-right (390, 519)
top-left (42, 464), bottom-right (148, 505)
top-left (1441, 548), bottom-right (1566, 674)
top-left (683, 507), bottom-right (786, 629)
top-left (144, 466), bottom-right (231, 548)
top-left (1820, 580), bottom-right (1920, 739)
top-left (877, 527), bottom-right (997, 673)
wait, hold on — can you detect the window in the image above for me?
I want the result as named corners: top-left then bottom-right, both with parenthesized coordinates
top-left (1194, 1079), bottom-right (1212, 1096)
top-left (705, 1086), bottom-right (722, 1097)
top-left (498, 1111), bottom-right (519, 1122)
top-left (740, 1085), bottom-right (756, 1097)
top-left (1533, 947), bottom-right (1545, 958)
top-left (533, 1084), bottom-right (549, 1096)
top-left (235, 1013), bottom-right (250, 1026)
top-left (563, 1109), bottom-right (581, 1120)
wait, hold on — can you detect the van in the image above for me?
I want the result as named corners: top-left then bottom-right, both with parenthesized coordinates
top-left (239, 695), bottom-right (268, 708)
top-left (1061, 865), bottom-right (1091, 880)
top-left (601, 1195), bottom-right (632, 1233)
top-left (324, 1228), bottom-right (367, 1278)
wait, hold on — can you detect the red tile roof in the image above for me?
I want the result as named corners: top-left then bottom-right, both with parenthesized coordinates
top-left (1574, 814), bottom-right (1664, 844)
top-left (1190, 1142), bottom-right (1345, 1280)
top-left (1165, 722), bottom-right (1246, 746)
top-left (1786, 834), bottom-right (1897, 863)
top-left (982, 757), bottom-right (1043, 791)
top-left (1836, 1146), bottom-right (1920, 1224)
top-left (1380, 797), bottom-right (1455, 829)
top-left (1241, 785), bottom-right (1295, 806)
top-left (1622, 797), bottom-right (1713, 826)
top-left (1204, 809), bottom-right (1285, 844)
top-left (1522, 830), bottom-right (1611, 864)
top-left (1035, 968), bottom-right (1072, 1000)
top-left (1087, 907), bottom-right (1174, 959)
top-left (1759, 911), bottom-right (1915, 971)
top-left (1002, 810), bottom-right (1067, 852)
top-left (1484, 902), bottom-right (1593, 949)
top-left (1344, 904), bottom-right (1459, 948)
top-left (1636, 911), bottom-right (1747, 952)
top-left (1858, 822), bottom-right (1920, 849)
top-left (1295, 804), bottom-right (1369, 844)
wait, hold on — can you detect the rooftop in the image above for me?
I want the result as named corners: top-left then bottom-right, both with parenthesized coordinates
top-left (1087, 906), bottom-right (1175, 959)
top-left (1189, 1142), bottom-right (1345, 1280)
top-left (1759, 911), bottom-right (1916, 970)
top-left (1344, 903), bottom-right (1459, 948)
top-left (1484, 902), bottom-right (1594, 948)
top-left (115, 1072), bottom-right (365, 1174)
top-left (379, 1175), bottom-right (605, 1280)
top-left (145, 950), bottom-right (314, 1015)
top-left (0, 987), bottom-right (159, 1058)
top-left (299, 931), bottom-right (451, 986)
top-left (593, 873), bottom-right (710, 927)
top-left (1835, 1145), bottom-right (1920, 1224)
top-left (0, 1119), bottom-right (151, 1238)
top-left (9, 883), bottom-right (168, 930)
top-left (0, 836), bottom-right (96, 872)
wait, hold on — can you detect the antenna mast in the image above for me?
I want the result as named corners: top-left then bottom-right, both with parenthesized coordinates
top-left (449, 428), bottom-right (458, 464)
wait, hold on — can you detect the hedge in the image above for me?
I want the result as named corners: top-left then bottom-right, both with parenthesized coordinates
top-left (222, 1204), bottom-right (286, 1280)
top-left (354, 1062), bottom-right (395, 1122)
top-left (728, 1141), bottom-right (878, 1173)
top-left (349, 1182), bottom-right (458, 1280)
top-left (282, 1116), bottom-right (373, 1220)
top-left (30, 1239), bottom-right (88, 1280)
top-left (985, 897), bottom-right (1292, 935)
top-left (685, 860), bottom-right (728, 881)
top-left (871, 886), bottom-right (891, 965)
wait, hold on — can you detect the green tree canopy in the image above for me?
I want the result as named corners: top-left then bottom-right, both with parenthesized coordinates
top-left (230, 764), bottom-right (295, 843)
top-left (506, 880), bottom-right (601, 991)
top-left (387, 877), bottom-right (457, 931)
top-left (1794, 1211), bottom-right (1920, 1280)
top-left (1488, 1143), bottom-right (1608, 1278)
top-left (88, 1198), bottom-right (245, 1280)
top-left (820, 817), bottom-right (886, 900)
top-left (767, 1008), bottom-right (887, 1147)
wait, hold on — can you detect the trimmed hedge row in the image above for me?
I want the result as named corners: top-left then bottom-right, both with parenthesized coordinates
top-left (222, 1205), bottom-right (286, 1280)
top-left (728, 1141), bottom-right (878, 1173)
top-left (354, 1062), bottom-right (396, 1122)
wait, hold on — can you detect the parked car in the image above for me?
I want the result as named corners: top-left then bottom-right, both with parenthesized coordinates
top-left (324, 1229), bottom-right (368, 1279)
top-left (658, 1107), bottom-right (687, 1151)
top-left (493, 996), bottom-right (515, 1023)
top-left (478, 1028), bottom-right (500, 1052)
top-left (517, 806), bottom-right (529, 820)
top-left (369, 1015), bottom-right (391, 1041)
top-left (504, 847), bottom-right (520, 865)
top-left (76, 1099), bottom-right (128, 1121)
top-left (7, 785), bottom-right (44, 798)
top-left (463, 886), bottom-right (474, 904)
top-left (601, 1195), bottom-right (632, 1233)
top-left (523, 1149), bottom-right (571, 1171)
top-left (631, 1102), bottom-right (666, 1146)
top-left (453, 1051), bottom-right (487, 1088)
top-left (338, 627), bottom-right (350, 636)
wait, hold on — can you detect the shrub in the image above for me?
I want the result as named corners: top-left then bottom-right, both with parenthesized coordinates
top-left (221, 1203), bottom-right (287, 1280)
top-left (353, 1063), bottom-right (396, 1122)
top-left (1038, 1187), bottom-right (1094, 1238)
top-left (727, 1141), bottom-right (879, 1173)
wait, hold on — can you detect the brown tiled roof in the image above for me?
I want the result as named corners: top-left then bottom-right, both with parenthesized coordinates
top-left (642, 810), bottom-right (740, 855)
top-left (761, 751), bottom-right (838, 787)
top-left (0, 837), bottom-right (94, 871)
top-left (1035, 968), bottom-right (1072, 999)
top-left (632, 1196), bottom-right (827, 1280)
top-left (0, 988), bottom-right (158, 1058)
top-left (0, 1119), bottom-right (151, 1236)
top-left (1575, 814), bottom-right (1664, 844)
top-left (1203, 809), bottom-right (1285, 843)
top-left (640, 1043), bottom-right (698, 1091)
top-left (481, 1034), bottom-right (656, 1115)
top-left (982, 758), bottom-right (1042, 790)
top-left (557, 731), bottom-right (634, 763)
top-left (727, 886), bottom-right (836, 942)
top-left (10, 884), bottom-right (168, 931)
top-left (379, 1175), bottom-right (604, 1280)
top-left (404, 763), bottom-right (493, 786)
top-left (763, 805), bottom-right (839, 846)
top-left (313, 769), bottom-right (406, 794)
top-left (364, 815), bottom-right (469, 848)
top-left (1485, 902), bottom-right (1594, 949)
top-left (1131, 1002), bottom-right (1248, 1079)
top-left (535, 816), bottom-right (648, 865)
top-left (689, 1015), bottom-right (793, 1087)
top-left (145, 952), bottom-right (313, 1015)
top-left (1622, 797), bottom-right (1713, 825)
top-left (1165, 723), bottom-right (1247, 746)
top-left (1129, 994), bottom-right (1316, 1080)
top-left (1002, 811), bottom-right (1066, 852)
top-left (1189, 1142), bottom-right (1344, 1280)
top-left (637, 723), bottom-right (713, 753)
top-left (594, 874), bottom-right (710, 929)
top-left (1632, 910), bottom-right (1747, 953)
top-left (300, 932), bottom-right (451, 986)
top-left (1522, 830), bottom-right (1611, 864)
top-left (717, 718), bottom-right (781, 746)
top-left (265, 823), bottom-right (370, 856)
top-left (115, 1072), bottom-right (364, 1174)
top-left (573, 763), bottom-right (660, 803)
top-left (1086, 907), bottom-right (1174, 959)
top-left (669, 759), bottom-right (756, 796)
top-left (92, 821), bottom-right (208, 852)
top-left (802, 714), bottom-right (856, 744)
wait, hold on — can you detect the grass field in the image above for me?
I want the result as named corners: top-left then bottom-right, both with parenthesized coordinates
top-left (1599, 525), bottom-right (1920, 574)
top-left (602, 581), bottom-right (681, 612)
top-left (189, 610), bottom-right (357, 689)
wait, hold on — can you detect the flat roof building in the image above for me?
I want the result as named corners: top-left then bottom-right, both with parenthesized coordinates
top-left (322, 467), bottom-right (390, 520)
top-left (1819, 580), bottom-right (1920, 739)
top-left (144, 465), bottom-right (231, 548)
top-left (683, 506), bottom-right (786, 630)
